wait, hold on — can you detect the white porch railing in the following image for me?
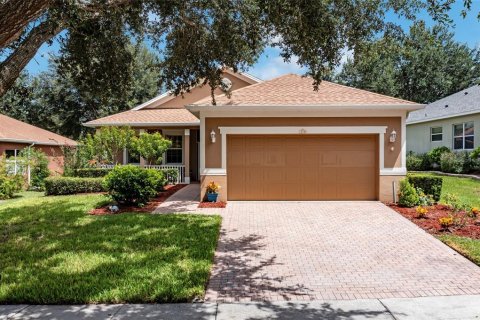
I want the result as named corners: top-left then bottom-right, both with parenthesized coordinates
top-left (99, 164), bottom-right (186, 184)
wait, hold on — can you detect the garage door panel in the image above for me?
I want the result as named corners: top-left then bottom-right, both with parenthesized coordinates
top-left (227, 135), bottom-right (377, 200)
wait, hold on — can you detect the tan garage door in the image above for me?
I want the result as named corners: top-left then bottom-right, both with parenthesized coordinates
top-left (227, 135), bottom-right (378, 200)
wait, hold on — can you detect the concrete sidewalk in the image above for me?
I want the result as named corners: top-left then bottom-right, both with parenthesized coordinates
top-left (2, 295), bottom-right (480, 319)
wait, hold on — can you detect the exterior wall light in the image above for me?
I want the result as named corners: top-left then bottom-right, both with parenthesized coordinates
top-left (210, 129), bottom-right (216, 143)
top-left (389, 129), bottom-right (397, 143)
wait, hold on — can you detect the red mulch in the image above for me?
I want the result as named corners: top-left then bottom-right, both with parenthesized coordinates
top-left (89, 184), bottom-right (187, 215)
top-left (198, 201), bottom-right (227, 208)
top-left (389, 204), bottom-right (480, 239)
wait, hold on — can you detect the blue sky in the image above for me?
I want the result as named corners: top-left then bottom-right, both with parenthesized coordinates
top-left (25, 2), bottom-right (480, 81)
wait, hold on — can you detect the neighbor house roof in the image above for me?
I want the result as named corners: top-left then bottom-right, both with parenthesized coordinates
top-left (190, 74), bottom-right (421, 107)
top-left (0, 114), bottom-right (77, 146)
top-left (83, 109), bottom-right (200, 127)
top-left (407, 85), bottom-right (480, 124)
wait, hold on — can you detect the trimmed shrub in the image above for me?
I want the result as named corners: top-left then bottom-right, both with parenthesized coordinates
top-left (71, 168), bottom-right (112, 178)
top-left (406, 153), bottom-right (423, 171)
top-left (426, 146), bottom-right (451, 168)
top-left (407, 175), bottom-right (443, 202)
top-left (45, 177), bottom-right (106, 195)
top-left (398, 179), bottom-right (419, 207)
top-left (440, 152), bottom-right (464, 173)
top-left (104, 165), bottom-right (166, 206)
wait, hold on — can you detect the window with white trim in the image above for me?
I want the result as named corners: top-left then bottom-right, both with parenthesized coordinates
top-left (166, 135), bottom-right (183, 164)
top-left (453, 122), bottom-right (474, 150)
top-left (5, 149), bottom-right (19, 158)
top-left (430, 127), bottom-right (443, 142)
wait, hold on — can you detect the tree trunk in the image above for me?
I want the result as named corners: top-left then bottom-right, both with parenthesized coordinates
top-left (0, 21), bottom-right (63, 96)
top-left (0, 0), bottom-right (52, 49)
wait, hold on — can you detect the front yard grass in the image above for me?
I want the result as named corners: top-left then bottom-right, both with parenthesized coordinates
top-left (0, 193), bottom-right (221, 304)
top-left (410, 172), bottom-right (480, 207)
top-left (439, 235), bottom-right (480, 265)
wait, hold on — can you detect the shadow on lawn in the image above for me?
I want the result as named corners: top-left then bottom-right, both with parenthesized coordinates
top-left (0, 197), bottom-right (220, 304)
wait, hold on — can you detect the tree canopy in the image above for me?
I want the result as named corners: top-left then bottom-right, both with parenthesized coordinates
top-left (335, 21), bottom-right (480, 103)
top-left (0, 0), bottom-right (478, 101)
top-left (0, 44), bottom-right (161, 138)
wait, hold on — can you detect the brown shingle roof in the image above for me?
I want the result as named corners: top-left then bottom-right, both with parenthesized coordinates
top-left (84, 108), bottom-right (199, 127)
top-left (0, 114), bottom-right (77, 146)
top-left (191, 74), bottom-right (420, 106)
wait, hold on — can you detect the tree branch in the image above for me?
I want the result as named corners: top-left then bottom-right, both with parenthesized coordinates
top-left (0, 20), bottom-right (63, 96)
top-left (0, 0), bottom-right (52, 49)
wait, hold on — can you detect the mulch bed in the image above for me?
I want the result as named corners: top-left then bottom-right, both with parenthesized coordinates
top-left (89, 184), bottom-right (187, 215)
top-left (389, 204), bottom-right (480, 239)
top-left (198, 201), bottom-right (227, 208)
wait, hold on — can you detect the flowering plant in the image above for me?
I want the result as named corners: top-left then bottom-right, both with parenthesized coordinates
top-left (439, 216), bottom-right (453, 229)
top-left (471, 207), bottom-right (479, 217)
top-left (415, 206), bottom-right (428, 218)
top-left (206, 181), bottom-right (221, 194)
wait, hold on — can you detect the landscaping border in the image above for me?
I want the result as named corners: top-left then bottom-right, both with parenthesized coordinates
top-left (409, 170), bottom-right (480, 180)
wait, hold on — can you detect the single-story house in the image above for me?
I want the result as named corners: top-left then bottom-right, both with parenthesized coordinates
top-left (85, 71), bottom-right (423, 202)
top-left (0, 114), bottom-right (77, 174)
top-left (407, 85), bottom-right (479, 154)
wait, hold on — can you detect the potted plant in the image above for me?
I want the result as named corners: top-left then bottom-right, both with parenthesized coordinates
top-left (206, 181), bottom-right (220, 202)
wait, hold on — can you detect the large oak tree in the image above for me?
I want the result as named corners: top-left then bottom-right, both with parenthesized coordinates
top-left (0, 0), bottom-right (477, 100)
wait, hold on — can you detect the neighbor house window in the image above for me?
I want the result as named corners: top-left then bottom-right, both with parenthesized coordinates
top-left (453, 122), bottom-right (474, 150)
top-left (430, 127), bottom-right (443, 142)
top-left (5, 149), bottom-right (19, 158)
top-left (166, 135), bottom-right (183, 164)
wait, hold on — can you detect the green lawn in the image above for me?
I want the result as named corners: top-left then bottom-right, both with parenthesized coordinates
top-left (0, 193), bottom-right (221, 304)
top-left (0, 190), bottom-right (44, 206)
top-left (439, 235), bottom-right (480, 265)
top-left (411, 173), bottom-right (480, 207)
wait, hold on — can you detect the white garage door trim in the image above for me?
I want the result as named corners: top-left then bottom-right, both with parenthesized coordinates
top-left (213, 126), bottom-right (396, 173)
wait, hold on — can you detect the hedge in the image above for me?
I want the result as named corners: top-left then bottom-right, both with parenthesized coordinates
top-left (72, 168), bottom-right (112, 178)
top-left (45, 177), bottom-right (106, 195)
top-left (407, 175), bottom-right (443, 202)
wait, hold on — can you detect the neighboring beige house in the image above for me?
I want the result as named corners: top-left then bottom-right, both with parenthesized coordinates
top-left (0, 114), bottom-right (77, 174)
top-left (407, 85), bottom-right (480, 154)
top-left (85, 71), bottom-right (423, 202)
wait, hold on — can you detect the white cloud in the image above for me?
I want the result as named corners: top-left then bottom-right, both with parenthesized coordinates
top-left (249, 48), bottom-right (306, 80)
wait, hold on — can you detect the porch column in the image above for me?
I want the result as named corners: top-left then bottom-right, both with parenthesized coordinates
top-left (184, 129), bottom-right (190, 183)
top-left (139, 129), bottom-right (146, 167)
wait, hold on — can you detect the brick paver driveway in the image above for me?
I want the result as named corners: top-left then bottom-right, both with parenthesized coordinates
top-left (205, 201), bottom-right (480, 302)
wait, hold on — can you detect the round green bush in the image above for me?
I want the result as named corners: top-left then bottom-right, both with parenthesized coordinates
top-left (440, 152), bottom-right (464, 173)
top-left (406, 153), bottom-right (424, 171)
top-left (427, 146), bottom-right (451, 167)
top-left (398, 179), bottom-right (419, 207)
top-left (104, 165), bottom-right (166, 206)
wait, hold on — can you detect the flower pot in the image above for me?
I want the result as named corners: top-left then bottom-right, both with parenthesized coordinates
top-left (207, 193), bottom-right (218, 202)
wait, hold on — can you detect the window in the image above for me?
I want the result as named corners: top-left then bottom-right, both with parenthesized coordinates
top-left (166, 135), bottom-right (183, 164)
top-left (453, 122), bottom-right (475, 150)
top-left (5, 149), bottom-right (18, 158)
top-left (430, 127), bottom-right (443, 142)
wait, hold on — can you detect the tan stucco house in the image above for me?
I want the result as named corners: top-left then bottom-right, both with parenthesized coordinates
top-left (85, 71), bottom-right (423, 202)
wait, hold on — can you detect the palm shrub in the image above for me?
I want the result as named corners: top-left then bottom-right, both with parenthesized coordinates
top-left (104, 165), bottom-right (166, 206)
top-left (398, 179), bottom-right (419, 207)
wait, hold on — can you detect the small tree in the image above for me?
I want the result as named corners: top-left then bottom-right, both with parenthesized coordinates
top-left (130, 132), bottom-right (172, 165)
top-left (18, 147), bottom-right (50, 189)
top-left (82, 126), bottom-right (135, 165)
top-left (398, 179), bottom-right (419, 208)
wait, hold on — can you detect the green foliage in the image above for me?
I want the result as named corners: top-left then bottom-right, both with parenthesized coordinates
top-left (130, 132), bottom-right (172, 165)
top-left (0, 193), bottom-right (221, 303)
top-left (472, 147), bottom-right (480, 160)
top-left (336, 21), bottom-right (480, 103)
top-left (427, 147), bottom-right (451, 167)
top-left (0, 44), bottom-right (161, 139)
top-left (71, 168), bottom-right (112, 178)
top-left (44, 177), bottom-right (106, 196)
top-left (440, 152), bottom-right (465, 173)
top-left (398, 179), bottom-right (419, 208)
top-left (87, 126), bottom-right (136, 165)
top-left (18, 147), bottom-right (50, 189)
top-left (407, 175), bottom-right (443, 202)
top-left (442, 193), bottom-right (471, 213)
top-left (104, 165), bottom-right (166, 206)
top-left (406, 153), bottom-right (425, 171)
top-left (162, 168), bottom-right (179, 185)
top-left (0, 157), bottom-right (24, 199)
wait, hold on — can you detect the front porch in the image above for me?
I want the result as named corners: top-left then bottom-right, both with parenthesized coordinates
top-left (115, 128), bottom-right (200, 184)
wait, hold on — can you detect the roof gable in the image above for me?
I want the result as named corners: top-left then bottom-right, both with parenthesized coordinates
top-left (407, 85), bottom-right (480, 124)
top-left (0, 114), bottom-right (76, 146)
top-left (190, 74), bottom-right (420, 107)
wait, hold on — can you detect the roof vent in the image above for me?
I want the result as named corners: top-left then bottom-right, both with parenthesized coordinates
top-left (445, 104), bottom-right (449, 108)
top-left (465, 91), bottom-right (469, 95)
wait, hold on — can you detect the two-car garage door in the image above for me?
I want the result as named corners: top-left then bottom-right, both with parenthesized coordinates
top-left (227, 135), bottom-right (378, 200)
